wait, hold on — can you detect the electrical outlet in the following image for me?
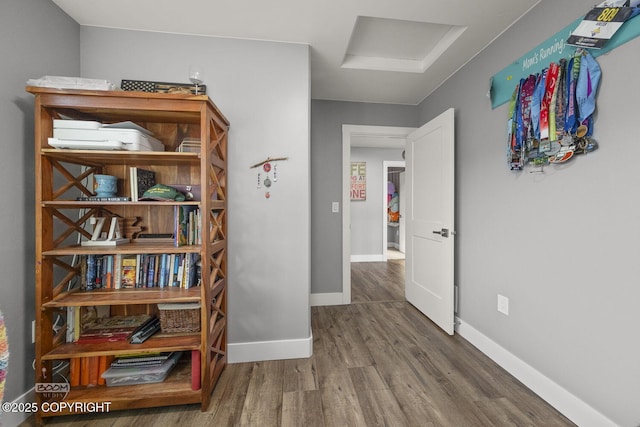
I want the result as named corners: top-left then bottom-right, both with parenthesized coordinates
top-left (497, 294), bottom-right (509, 315)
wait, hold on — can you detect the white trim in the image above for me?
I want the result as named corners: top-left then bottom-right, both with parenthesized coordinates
top-left (2, 388), bottom-right (35, 427)
top-left (310, 292), bottom-right (345, 307)
top-left (228, 334), bottom-right (313, 363)
top-left (342, 125), bottom-right (416, 306)
top-left (456, 318), bottom-right (618, 427)
top-left (351, 254), bottom-right (385, 262)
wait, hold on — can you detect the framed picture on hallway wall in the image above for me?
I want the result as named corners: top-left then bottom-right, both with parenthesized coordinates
top-left (350, 162), bottom-right (366, 201)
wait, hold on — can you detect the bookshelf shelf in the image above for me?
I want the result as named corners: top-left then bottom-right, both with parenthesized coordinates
top-left (42, 334), bottom-right (202, 359)
top-left (41, 148), bottom-right (201, 166)
top-left (42, 242), bottom-right (205, 256)
top-left (53, 361), bottom-right (201, 414)
top-left (42, 287), bottom-right (202, 308)
top-left (28, 87), bottom-right (229, 423)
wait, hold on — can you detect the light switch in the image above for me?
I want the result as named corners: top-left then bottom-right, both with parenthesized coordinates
top-left (332, 202), bottom-right (340, 213)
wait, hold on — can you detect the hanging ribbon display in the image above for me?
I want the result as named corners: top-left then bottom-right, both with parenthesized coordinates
top-left (508, 49), bottom-right (601, 171)
top-left (491, 3), bottom-right (640, 109)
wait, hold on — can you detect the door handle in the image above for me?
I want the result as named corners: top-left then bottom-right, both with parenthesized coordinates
top-left (432, 228), bottom-right (449, 238)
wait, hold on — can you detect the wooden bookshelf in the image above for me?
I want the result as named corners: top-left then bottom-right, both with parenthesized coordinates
top-left (28, 87), bottom-right (229, 423)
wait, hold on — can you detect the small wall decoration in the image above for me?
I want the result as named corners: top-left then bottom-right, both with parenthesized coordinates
top-left (250, 156), bottom-right (288, 199)
top-left (507, 48), bottom-right (601, 172)
top-left (350, 162), bottom-right (367, 201)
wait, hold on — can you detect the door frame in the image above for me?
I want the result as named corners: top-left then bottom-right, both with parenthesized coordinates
top-left (342, 125), bottom-right (416, 304)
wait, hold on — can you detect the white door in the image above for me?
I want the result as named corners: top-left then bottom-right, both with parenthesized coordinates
top-left (405, 108), bottom-right (455, 335)
top-left (399, 171), bottom-right (406, 253)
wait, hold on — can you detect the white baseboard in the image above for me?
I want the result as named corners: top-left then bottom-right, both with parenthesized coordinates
top-left (228, 334), bottom-right (313, 363)
top-left (351, 254), bottom-right (385, 262)
top-left (2, 387), bottom-right (35, 427)
top-left (455, 318), bottom-right (617, 427)
top-left (310, 292), bottom-right (345, 306)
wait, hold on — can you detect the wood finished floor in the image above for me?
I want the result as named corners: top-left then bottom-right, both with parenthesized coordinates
top-left (23, 260), bottom-right (575, 426)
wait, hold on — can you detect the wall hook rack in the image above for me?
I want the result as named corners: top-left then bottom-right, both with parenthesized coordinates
top-left (249, 156), bottom-right (288, 169)
top-left (251, 156), bottom-right (288, 198)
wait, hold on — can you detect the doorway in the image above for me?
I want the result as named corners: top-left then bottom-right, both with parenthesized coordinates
top-left (383, 162), bottom-right (405, 261)
top-left (342, 125), bottom-right (416, 304)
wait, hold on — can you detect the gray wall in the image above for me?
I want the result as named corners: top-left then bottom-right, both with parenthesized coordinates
top-left (0, 0), bottom-right (79, 403)
top-left (418, 0), bottom-right (640, 425)
top-left (310, 100), bottom-right (417, 293)
top-left (79, 27), bottom-right (311, 348)
top-left (350, 147), bottom-right (403, 257)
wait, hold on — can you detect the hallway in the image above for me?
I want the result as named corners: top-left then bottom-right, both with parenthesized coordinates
top-left (351, 257), bottom-right (405, 304)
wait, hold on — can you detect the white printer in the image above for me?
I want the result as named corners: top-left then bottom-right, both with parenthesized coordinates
top-left (48, 120), bottom-right (164, 152)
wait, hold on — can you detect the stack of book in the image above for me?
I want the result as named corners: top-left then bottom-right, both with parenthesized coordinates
top-left (69, 355), bottom-right (113, 387)
top-left (110, 351), bottom-right (176, 368)
top-left (174, 205), bottom-right (200, 246)
top-left (76, 314), bottom-right (152, 344)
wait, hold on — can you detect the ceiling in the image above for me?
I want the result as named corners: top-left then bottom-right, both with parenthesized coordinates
top-left (52, 0), bottom-right (540, 105)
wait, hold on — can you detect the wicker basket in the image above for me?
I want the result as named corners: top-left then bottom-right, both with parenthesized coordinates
top-left (157, 303), bottom-right (201, 333)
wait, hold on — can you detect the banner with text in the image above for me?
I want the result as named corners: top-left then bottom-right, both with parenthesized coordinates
top-left (491, 14), bottom-right (640, 109)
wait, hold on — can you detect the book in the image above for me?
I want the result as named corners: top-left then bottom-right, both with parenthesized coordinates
top-left (70, 357), bottom-right (80, 387)
top-left (174, 205), bottom-right (199, 246)
top-left (109, 359), bottom-right (165, 368)
top-left (94, 255), bottom-right (103, 289)
top-left (136, 168), bottom-right (156, 201)
top-left (88, 356), bottom-right (99, 386)
top-left (158, 254), bottom-right (168, 288)
top-left (139, 254), bottom-right (149, 288)
top-left (133, 233), bottom-right (174, 244)
top-left (129, 167), bottom-right (156, 202)
top-left (104, 255), bottom-right (113, 289)
top-left (121, 255), bottom-right (137, 288)
top-left (112, 351), bottom-right (171, 367)
top-left (77, 314), bottom-right (151, 344)
top-left (172, 254), bottom-right (183, 287)
top-left (191, 350), bottom-right (201, 390)
top-left (97, 356), bottom-right (108, 385)
top-left (147, 255), bottom-right (157, 287)
top-left (129, 167), bottom-right (137, 201)
top-left (80, 357), bottom-right (90, 386)
top-left (76, 196), bottom-right (131, 202)
top-left (113, 254), bottom-right (122, 289)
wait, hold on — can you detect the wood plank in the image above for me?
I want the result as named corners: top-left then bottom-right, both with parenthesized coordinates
top-left (320, 386), bottom-right (368, 427)
top-left (205, 363), bottom-right (253, 425)
top-left (282, 357), bottom-right (319, 393)
top-left (351, 259), bottom-right (405, 303)
top-left (238, 361), bottom-right (284, 426)
top-left (281, 390), bottom-right (324, 427)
